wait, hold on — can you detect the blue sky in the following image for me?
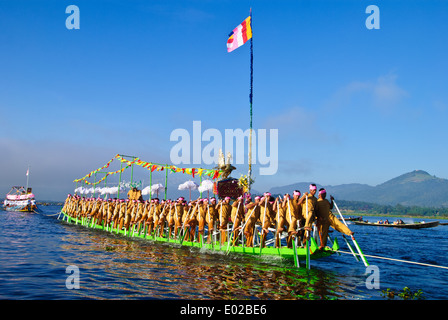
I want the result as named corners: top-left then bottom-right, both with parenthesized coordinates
top-left (1, 0), bottom-right (447, 201)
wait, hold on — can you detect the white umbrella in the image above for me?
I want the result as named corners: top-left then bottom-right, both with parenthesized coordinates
top-left (150, 183), bottom-right (164, 198)
top-left (74, 187), bottom-right (84, 194)
top-left (198, 179), bottom-right (214, 199)
top-left (142, 185), bottom-right (152, 196)
top-left (107, 186), bottom-right (119, 195)
top-left (178, 180), bottom-right (199, 201)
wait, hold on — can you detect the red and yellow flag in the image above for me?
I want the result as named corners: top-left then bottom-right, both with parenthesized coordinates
top-left (227, 16), bottom-right (252, 52)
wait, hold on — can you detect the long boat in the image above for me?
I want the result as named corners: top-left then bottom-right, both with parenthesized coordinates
top-left (340, 216), bottom-right (362, 222)
top-left (59, 211), bottom-right (338, 263)
top-left (353, 220), bottom-right (439, 229)
top-left (3, 186), bottom-right (38, 212)
top-left (60, 154), bottom-right (372, 268)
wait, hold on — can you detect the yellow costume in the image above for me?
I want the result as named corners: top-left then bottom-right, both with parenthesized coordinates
top-left (316, 198), bottom-right (352, 247)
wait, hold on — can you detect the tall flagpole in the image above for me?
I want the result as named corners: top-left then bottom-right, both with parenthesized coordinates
top-left (248, 8), bottom-right (253, 194)
top-left (25, 165), bottom-right (30, 192)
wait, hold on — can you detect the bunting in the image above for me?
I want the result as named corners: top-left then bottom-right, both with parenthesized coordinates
top-left (73, 154), bottom-right (223, 186)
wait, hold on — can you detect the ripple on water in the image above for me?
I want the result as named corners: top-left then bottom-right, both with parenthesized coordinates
top-left (2, 208), bottom-right (448, 299)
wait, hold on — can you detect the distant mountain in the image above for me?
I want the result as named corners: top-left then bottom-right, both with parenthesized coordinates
top-left (268, 170), bottom-right (448, 208)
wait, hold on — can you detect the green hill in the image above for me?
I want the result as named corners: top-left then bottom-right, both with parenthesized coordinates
top-left (269, 170), bottom-right (448, 208)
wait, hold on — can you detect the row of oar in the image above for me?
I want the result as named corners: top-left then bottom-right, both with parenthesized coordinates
top-left (175, 196), bottom-right (369, 270)
top-left (333, 200), bottom-right (369, 267)
top-left (290, 197), bottom-right (369, 269)
top-left (57, 197), bottom-right (369, 270)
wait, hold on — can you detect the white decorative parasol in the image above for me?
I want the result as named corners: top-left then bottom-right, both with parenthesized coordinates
top-left (178, 180), bottom-right (199, 201)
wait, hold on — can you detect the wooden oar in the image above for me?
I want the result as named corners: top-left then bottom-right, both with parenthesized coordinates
top-left (259, 197), bottom-right (268, 254)
top-left (274, 197), bottom-right (280, 248)
top-left (239, 204), bottom-right (258, 248)
top-left (286, 197), bottom-right (300, 268)
top-left (180, 203), bottom-right (197, 245)
top-left (226, 201), bottom-right (241, 255)
top-left (305, 195), bottom-right (310, 269)
top-left (305, 231), bottom-right (310, 269)
top-left (342, 235), bottom-right (359, 261)
top-left (333, 199), bottom-right (369, 267)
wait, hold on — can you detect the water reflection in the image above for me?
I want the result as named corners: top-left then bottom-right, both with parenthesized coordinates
top-left (58, 224), bottom-right (356, 300)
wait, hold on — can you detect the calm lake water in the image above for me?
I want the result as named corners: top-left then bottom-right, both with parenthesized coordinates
top-left (1, 205), bottom-right (447, 301)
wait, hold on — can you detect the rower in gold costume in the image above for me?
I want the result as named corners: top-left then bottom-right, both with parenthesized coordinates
top-left (173, 197), bottom-right (185, 239)
top-left (230, 196), bottom-right (245, 245)
top-left (243, 196), bottom-right (260, 247)
top-left (283, 190), bottom-right (305, 247)
top-left (259, 193), bottom-right (275, 248)
top-left (206, 198), bottom-right (218, 243)
top-left (197, 199), bottom-right (208, 243)
top-left (314, 188), bottom-right (354, 248)
top-left (303, 184), bottom-right (318, 244)
top-left (217, 197), bottom-right (232, 244)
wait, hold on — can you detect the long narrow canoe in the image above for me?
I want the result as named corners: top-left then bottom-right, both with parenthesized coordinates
top-left (60, 211), bottom-right (338, 262)
top-left (353, 220), bottom-right (439, 229)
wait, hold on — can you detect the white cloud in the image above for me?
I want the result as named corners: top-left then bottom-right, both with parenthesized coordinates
top-left (0, 138), bottom-right (117, 201)
top-left (373, 74), bottom-right (408, 106)
top-left (325, 72), bottom-right (408, 112)
top-left (262, 106), bottom-right (340, 143)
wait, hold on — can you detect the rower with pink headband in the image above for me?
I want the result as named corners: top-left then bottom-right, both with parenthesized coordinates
top-left (259, 192), bottom-right (275, 248)
top-left (243, 194), bottom-right (261, 247)
top-left (230, 195), bottom-right (245, 245)
top-left (303, 184), bottom-right (318, 240)
top-left (218, 196), bottom-right (232, 244)
top-left (314, 188), bottom-right (354, 249)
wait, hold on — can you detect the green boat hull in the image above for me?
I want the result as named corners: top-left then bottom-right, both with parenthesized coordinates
top-left (60, 211), bottom-right (338, 262)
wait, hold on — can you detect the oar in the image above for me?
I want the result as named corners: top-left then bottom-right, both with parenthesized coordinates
top-left (305, 195), bottom-right (310, 269)
top-left (259, 197), bottom-right (268, 254)
top-left (239, 204), bottom-right (258, 248)
top-left (333, 199), bottom-right (369, 267)
top-left (180, 203), bottom-right (197, 245)
top-left (292, 235), bottom-right (300, 268)
top-left (287, 197), bottom-right (300, 267)
top-left (305, 232), bottom-right (310, 269)
top-left (179, 205), bottom-right (191, 243)
top-left (274, 197), bottom-right (281, 248)
top-left (342, 235), bottom-right (359, 261)
top-left (226, 201), bottom-right (241, 254)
